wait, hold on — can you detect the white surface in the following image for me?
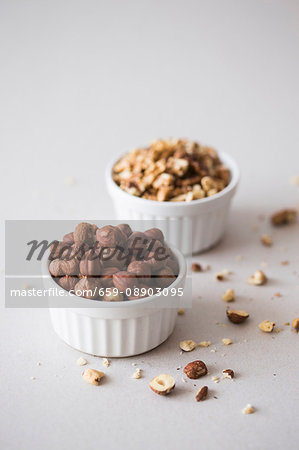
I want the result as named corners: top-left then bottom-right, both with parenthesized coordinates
top-left (107, 151), bottom-right (239, 254)
top-left (1, 1), bottom-right (299, 449)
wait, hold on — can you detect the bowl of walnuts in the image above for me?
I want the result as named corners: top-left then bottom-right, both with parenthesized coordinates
top-left (43, 222), bottom-right (186, 357)
top-left (106, 138), bottom-right (240, 255)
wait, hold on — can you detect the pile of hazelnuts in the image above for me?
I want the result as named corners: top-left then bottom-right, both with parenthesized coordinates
top-left (48, 222), bottom-right (179, 301)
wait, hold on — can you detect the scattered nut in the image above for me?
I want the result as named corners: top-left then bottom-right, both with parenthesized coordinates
top-left (177, 308), bottom-right (185, 315)
top-left (77, 357), bottom-right (87, 366)
top-left (261, 234), bottom-right (272, 246)
top-left (216, 272), bottom-right (225, 281)
top-left (179, 340), bottom-right (197, 352)
top-left (242, 404), bottom-right (255, 414)
top-left (149, 374), bottom-right (175, 395)
top-left (271, 209), bottom-right (297, 226)
top-left (222, 338), bottom-right (232, 346)
top-left (198, 341), bottom-right (211, 348)
top-left (184, 360), bottom-right (207, 379)
top-left (192, 263), bottom-right (202, 272)
top-left (102, 358), bottom-right (110, 367)
top-left (248, 270), bottom-right (267, 286)
top-left (281, 260), bottom-right (289, 266)
top-left (222, 289), bottom-right (235, 302)
top-left (212, 376), bottom-right (220, 383)
top-left (132, 368), bottom-right (142, 379)
top-left (259, 320), bottom-right (275, 333)
top-left (195, 386), bottom-right (208, 402)
top-left (222, 369), bottom-right (234, 379)
top-left (113, 139), bottom-right (230, 202)
top-left (82, 368), bottom-right (105, 385)
top-left (291, 318), bottom-right (299, 331)
top-left (226, 309), bottom-right (249, 324)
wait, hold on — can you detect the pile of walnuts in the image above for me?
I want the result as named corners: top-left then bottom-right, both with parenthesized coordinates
top-left (112, 138), bottom-right (230, 201)
top-left (48, 222), bottom-right (179, 301)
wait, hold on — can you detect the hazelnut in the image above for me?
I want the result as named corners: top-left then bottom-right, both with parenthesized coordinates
top-left (146, 250), bottom-right (169, 273)
top-left (127, 261), bottom-right (152, 285)
top-left (100, 267), bottom-right (120, 288)
top-left (222, 289), bottom-right (235, 302)
top-left (179, 340), bottom-right (197, 352)
top-left (74, 277), bottom-right (100, 300)
top-left (49, 258), bottom-right (79, 277)
top-left (184, 360), bottom-right (208, 379)
top-left (63, 232), bottom-right (74, 245)
top-left (102, 291), bottom-right (124, 301)
top-left (222, 369), bottom-right (234, 379)
top-left (291, 318), bottom-right (299, 331)
top-left (226, 309), bottom-right (249, 324)
top-left (116, 223), bottom-right (132, 238)
top-left (96, 225), bottom-right (126, 248)
top-left (271, 209), bottom-right (297, 226)
top-left (112, 271), bottom-right (139, 292)
top-left (261, 234), bottom-right (272, 246)
top-left (195, 386), bottom-right (208, 402)
top-left (166, 257), bottom-right (179, 276)
top-left (155, 267), bottom-right (176, 288)
top-left (242, 404), bottom-right (255, 414)
top-left (248, 270), bottom-right (267, 286)
top-left (127, 232), bottom-right (149, 254)
top-left (98, 246), bottom-right (128, 269)
top-left (144, 228), bottom-right (164, 243)
top-left (82, 368), bottom-right (105, 385)
top-left (192, 263), bottom-right (202, 272)
top-left (259, 320), bottom-right (275, 333)
top-left (58, 276), bottom-right (79, 291)
top-left (74, 223), bottom-right (96, 247)
top-left (80, 250), bottom-right (102, 276)
top-left (149, 374), bottom-right (175, 395)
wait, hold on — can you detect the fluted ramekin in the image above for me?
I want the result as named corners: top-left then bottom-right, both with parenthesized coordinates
top-left (43, 246), bottom-right (186, 357)
top-left (106, 151), bottom-right (239, 255)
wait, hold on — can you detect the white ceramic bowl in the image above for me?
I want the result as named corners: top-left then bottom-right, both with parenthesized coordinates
top-left (43, 246), bottom-right (186, 357)
top-left (106, 150), bottom-right (240, 255)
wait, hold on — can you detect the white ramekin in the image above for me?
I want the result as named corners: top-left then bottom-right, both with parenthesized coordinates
top-left (43, 247), bottom-right (186, 357)
top-left (106, 150), bottom-right (240, 255)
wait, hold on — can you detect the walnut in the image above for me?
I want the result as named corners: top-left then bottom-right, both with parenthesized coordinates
top-left (74, 223), bottom-right (96, 247)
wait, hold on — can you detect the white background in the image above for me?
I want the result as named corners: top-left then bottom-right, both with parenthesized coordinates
top-left (1, 1), bottom-right (299, 449)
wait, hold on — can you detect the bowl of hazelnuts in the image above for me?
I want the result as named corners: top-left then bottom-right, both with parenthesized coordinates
top-left (107, 138), bottom-right (240, 255)
top-left (43, 222), bottom-right (186, 357)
